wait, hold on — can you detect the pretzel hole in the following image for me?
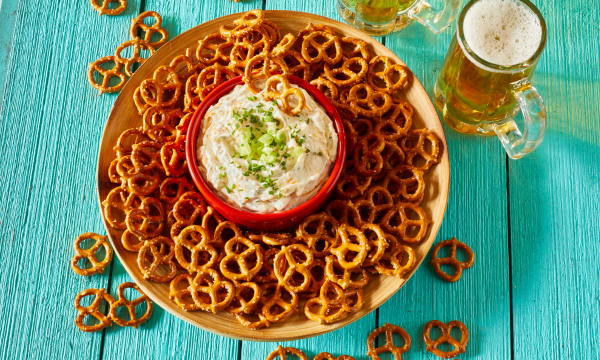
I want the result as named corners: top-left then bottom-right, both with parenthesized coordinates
top-left (223, 258), bottom-right (242, 275)
top-left (82, 314), bottom-right (104, 327)
top-left (440, 264), bottom-right (457, 277)
top-left (357, 205), bottom-right (373, 223)
top-left (455, 247), bottom-right (470, 263)
top-left (92, 61), bottom-right (124, 88)
top-left (386, 211), bottom-right (402, 228)
top-left (349, 270), bottom-right (365, 283)
top-left (391, 331), bottom-right (408, 349)
top-left (354, 119), bottom-right (373, 136)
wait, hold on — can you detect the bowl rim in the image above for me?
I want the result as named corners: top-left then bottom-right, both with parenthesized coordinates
top-left (185, 74), bottom-right (347, 223)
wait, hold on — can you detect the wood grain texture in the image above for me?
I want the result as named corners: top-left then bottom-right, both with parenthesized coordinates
top-left (509, 1), bottom-right (600, 359)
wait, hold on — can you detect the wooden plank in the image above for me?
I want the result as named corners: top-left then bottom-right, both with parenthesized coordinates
top-left (509, 1), bottom-right (600, 359)
top-left (96, 1), bottom-right (258, 358)
top-left (378, 22), bottom-right (512, 359)
top-left (0, 0), bottom-right (146, 358)
top-left (240, 1), bottom-right (376, 359)
top-left (0, 0), bottom-right (20, 107)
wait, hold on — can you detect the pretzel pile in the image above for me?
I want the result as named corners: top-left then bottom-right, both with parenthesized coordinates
top-left (88, 11), bottom-right (169, 93)
top-left (101, 9), bottom-right (442, 329)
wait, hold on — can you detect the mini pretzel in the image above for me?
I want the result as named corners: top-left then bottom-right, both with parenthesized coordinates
top-left (295, 23), bottom-right (336, 52)
top-left (196, 32), bottom-right (234, 65)
top-left (261, 284), bottom-right (298, 323)
top-left (324, 255), bottom-right (369, 290)
top-left (360, 223), bottom-right (389, 267)
top-left (190, 268), bottom-right (235, 313)
top-left (272, 33), bottom-right (296, 56)
top-left (374, 235), bottom-right (416, 278)
top-left (341, 37), bottom-right (371, 61)
top-left (246, 231), bottom-right (293, 246)
top-left (367, 56), bottom-right (409, 93)
top-left (220, 9), bottom-right (264, 38)
top-left (429, 238), bottom-right (474, 282)
top-left (170, 47), bottom-right (204, 80)
top-left (314, 353), bottom-right (356, 360)
top-left (296, 213), bottom-right (339, 258)
top-left (423, 320), bottom-right (469, 358)
top-left (159, 177), bottom-right (194, 204)
top-left (261, 19), bottom-right (281, 46)
top-left (139, 66), bottom-right (182, 109)
top-left (381, 165), bottom-right (425, 203)
top-left (175, 225), bottom-right (218, 273)
top-left (325, 200), bottom-right (362, 228)
top-left (243, 53), bottom-right (289, 94)
top-left (115, 38), bottom-right (155, 77)
top-left (353, 133), bottom-right (385, 177)
top-left (235, 309), bottom-right (271, 330)
top-left (197, 63), bottom-right (237, 100)
top-left (126, 197), bottom-right (165, 239)
top-left (274, 244), bottom-right (315, 293)
top-left (121, 230), bottom-right (145, 252)
top-left (310, 77), bottom-right (339, 101)
top-left (264, 74), bottom-right (305, 116)
top-left (304, 280), bottom-right (350, 324)
top-left (324, 57), bottom-right (368, 87)
top-left (266, 345), bottom-right (308, 360)
top-left (230, 27), bottom-right (273, 70)
top-left (225, 280), bottom-right (261, 315)
top-left (169, 273), bottom-right (200, 311)
top-left (102, 187), bottom-right (143, 229)
top-left (137, 236), bottom-right (177, 282)
top-left (300, 258), bottom-right (327, 298)
top-left (88, 56), bottom-right (127, 94)
top-left (373, 141), bottom-right (406, 182)
top-left (366, 322), bottom-right (412, 360)
top-left (301, 31), bottom-right (342, 65)
top-left (380, 202), bottom-right (430, 244)
top-left (201, 206), bottom-right (225, 235)
top-left (334, 160), bottom-right (372, 200)
top-left (131, 140), bottom-right (164, 173)
top-left (170, 191), bottom-right (207, 238)
top-left (219, 236), bottom-right (264, 281)
top-left (278, 50), bottom-right (310, 81)
top-left (74, 288), bottom-right (115, 332)
top-left (114, 128), bottom-right (147, 158)
top-left (399, 128), bottom-right (441, 172)
top-left (109, 282), bottom-right (153, 328)
top-left (130, 11), bottom-right (169, 47)
top-left (71, 233), bottom-right (113, 276)
top-left (374, 103), bottom-right (413, 141)
top-left (252, 248), bottom-right (279, 284)
top-left (348, 83), bottom-right (393, 118)
top-left (125, 172), bottom-right (160, 196)
top-left (331, 224), bottom-right (370, 269)
top-left (160, 135), bottom-right (187, 177)
top-left (90, 0), bottom-right (127, 16)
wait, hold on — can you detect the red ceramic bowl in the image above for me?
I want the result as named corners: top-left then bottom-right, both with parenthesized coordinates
top-left (186, 75), bottom-right (346, 231)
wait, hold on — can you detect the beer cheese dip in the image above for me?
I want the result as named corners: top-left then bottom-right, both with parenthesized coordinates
top-left (197, 83), bottom-right (338, 213)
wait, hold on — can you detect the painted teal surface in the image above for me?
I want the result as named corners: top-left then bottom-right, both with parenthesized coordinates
top-left (0, 0), bottom-right (598, 359)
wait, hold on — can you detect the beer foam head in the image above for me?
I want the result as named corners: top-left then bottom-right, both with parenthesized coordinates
top-left (463, 0), bottom-right (542, 66)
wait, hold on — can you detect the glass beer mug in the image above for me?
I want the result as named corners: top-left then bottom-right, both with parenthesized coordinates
top-left (434, 0), bottom-right (548, 159)
top-left (337, 0), bottom-right (463, 36)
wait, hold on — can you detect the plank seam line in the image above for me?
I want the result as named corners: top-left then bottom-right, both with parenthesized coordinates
top-left (97, 259), bottom-right (116, 360)
top-left (505, 155), bottom-right (515, 360)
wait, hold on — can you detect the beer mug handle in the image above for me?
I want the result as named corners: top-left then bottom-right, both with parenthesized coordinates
top-left (493, 78), bottom-right (547, 159)
top-left (410, 0), bottom-right (464, 34)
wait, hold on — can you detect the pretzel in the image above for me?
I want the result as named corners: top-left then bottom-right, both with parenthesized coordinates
top-left (130, 11), bottom-right (169, 47)
top-left (175, 225), bottom-right (219, 273)
top-left (423, 320), bottom-right (469, 358)
top-left (299, 258), bottom-right (327, 298)
top-left (126, 197), bottom-right (165, 239)
top-left (141, 66), bottom-right (182, 108)
top-left (360, 223), bottom-right (389, 267)
top-left (266, 345), bottom-right (308, 360)
top-left (170, 191), bottom-right (208, 238)
top-left (160, 135), bottom-right (187, 177)
top-left (374, 235), bottom-right (416, 278)
top-left (235, 309), bottom-right (271, 330)
top-left (102, 187), bottom-right (143, 229)
top-left (109, 282), bottom-right (153, 328)
top-left (314, 353), bottom-right (356, 360)
top-left (90, 0), bottom-right (127, 16)
top-left (295, 23), bottom-right (336, 51)
top-left (334, 160), bottom-right (372, 200)
top-left (272, 33), bottom-right (296, 56)
top-left (114, 128), bottom-right (147, 158)
top-left (137, 236), bottom-right (177, 282)
top-left (121, 230), bottom-right (145, 252)
top-left (374, 103), bottom-right (413, 141)
top-left (353, 186), bottom-right (394, 226)
top-left (353, 133), bottom-right (385, 177)
top-left (190, 268), bottom-right (235, 313)
top-left (252, 248), bottom-right (279, 284)
top-left (367, 56), bottom-right (409, 93)
top-left (366, 322), bottom-right (412, 360)
top-left (243, 53), bottom-right (289, 94)
top-left (230, 27), bottom-right (273, 70)
top-left (220, 9), bottom-right (264, 39)
top-left (278, 50), bottom-right (311, 81)
top-left (273, 244), bottom-right (315, 293)
top-left (261, 284), bottom-right (298, 322)
top-left (246, 231), bottom-right (293, 246)
top-left (71, 233), bottom-right (113, 276)
top-left (324, 255), bottom-right (369, 290)
top-left (381, 165), bottom-right (425, 203)
top-left (201, 206), bottom-right (225, 235)
top-left (353, 117), bottom-right (375, 141)
top-left (125, 172), bottom-right (160, 195)
top-left (197, 63), bottom-right (237, 100)
top-left (131, 140), bottom-right (164, 173)
top-left (159, 177), bottom-right (194, 204)
top-left (381, 202), bottom-right (430, 244)
top-left (325, 200), bottom-right (362, 228)
top-left (342, 120), bottom-right (358, 158)
top-left (341, 37), bottom-right (371, 62)
top-left (196, 32), bottom-right (234, 65)
top-left (88, 56), bottom-right (127, 94)
top-left (304, 280), bottom-right (349, 324)
top-left (133, 86), bottom-right (153, 115)
top-left (429, 238), bottom-right (474, 282)
top-left (115, 38), bottom-right (155, 77)
top-left (296, 213), bottom-right (339, 258)
top-left (184, 74), bottom-right (201, 113)
top-left (399, 128), bottom-right (441, 172)
top-left (114, 155), bottom-right (138, 181)
top-left (331, 224), bottom-right (370, 269)
top-left (74, 288), bottom-right (115, 332)
top-left (264, 74), bottom-right (305, 116)
top-left (169, 273), bottom-right (200, 311)
top-left (324, 57), bottom-right (368, 87)
top-left (348, 83), bottom-right (393, 118)
top-left (219, 236), bottom-right (264, 281)
top-left (225, 280), bottom-right (261, 315)
top-left (301, 31), bottom-right (343, 65)
top-left (373, 141), bottom-right (406, 182)
top-left (170, 48), bottom-right (204, 80)
top-left (261, 19), bottom-right (281, 46)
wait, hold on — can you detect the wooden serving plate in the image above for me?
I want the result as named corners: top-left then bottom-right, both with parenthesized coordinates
top-left (96, 10), bottom-right (450, 342)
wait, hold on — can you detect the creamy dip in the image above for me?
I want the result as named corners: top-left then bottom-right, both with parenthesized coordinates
top-left (197, 83), bottom-right (338, 213)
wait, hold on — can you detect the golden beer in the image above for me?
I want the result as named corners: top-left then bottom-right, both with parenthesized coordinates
top-left (434, 0), bottom-right (548, 138)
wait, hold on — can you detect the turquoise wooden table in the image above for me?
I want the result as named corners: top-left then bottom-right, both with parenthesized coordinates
top-left (0, 0), bottom-right (598, 359)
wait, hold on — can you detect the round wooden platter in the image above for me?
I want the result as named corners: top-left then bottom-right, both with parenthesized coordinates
top-left (96, 10), bottom-right (450, 342)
